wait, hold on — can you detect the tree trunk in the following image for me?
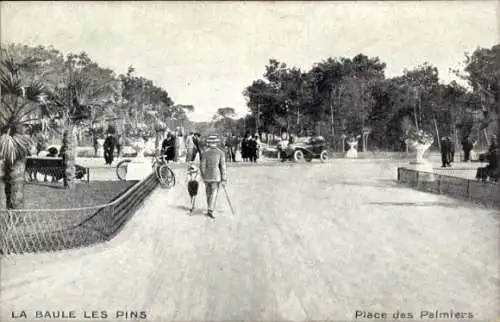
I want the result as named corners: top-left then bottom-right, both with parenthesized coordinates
top-left (330, 90), bottom-right (335, 137)
top-left (4, 159), bottom-right (25, 209)
top-left (62, 123), bottom-right (76, 189)
top-left (155, 131), bottom-right (160, 152)
top-left (433, 117), bottom-right (441, 151)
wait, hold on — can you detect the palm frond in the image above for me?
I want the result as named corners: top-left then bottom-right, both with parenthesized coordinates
top-left (23, 80), bottom-right (46, 102)
top-left (0, 133), bottom-right (32, 164)
top-left (0, 106), bottom-right (10, 126)
top-left (0, 97), bottom-right (15, 120)
top-left (0, 68), bottom-right (23, 97)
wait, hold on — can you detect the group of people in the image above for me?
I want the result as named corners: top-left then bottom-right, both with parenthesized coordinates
top-left (239, 133), bottom-right (262, 163)
top-left (221, 132), bottom-right (262, 163)
top-left (93, 134), bottom-right (123, 165)
top-left (160, 131), bottom-right (265, 164)
top-left (161, 131), bottom-right (203, 163)
top-left (183, 132), bottom-right (202, 162)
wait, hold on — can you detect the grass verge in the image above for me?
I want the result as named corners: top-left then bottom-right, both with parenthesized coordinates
top-left (0, 180), bottom-right (137, 209)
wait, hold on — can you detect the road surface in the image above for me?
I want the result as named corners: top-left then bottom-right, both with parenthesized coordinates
top-left (1, 160), bottom-right (499, 321)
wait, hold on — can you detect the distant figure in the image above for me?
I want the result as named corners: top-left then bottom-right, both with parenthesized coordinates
top-left (461, 136), bottom-right (473, 162)
top-left (103, 134), bottom-right (115, 165)
top-left (440, 136), bottom-right (450, 167)
top-left (229, 134), bottom-right (239, 162)
top-left (93, 135), bottom-right (99, 157)
top-left (447, 136), bottom-right (455, 165)
top-left (248, 135), bottom-right (258, 163)
top-left (476, 135), bottom-right (499, 182)
top-left (116, 134), bottom-right (123, 157)
top-left (185, 132), bottom-right (196, 162)
top-left (162, 132), bottom-right (176, 162)
top-left (200, 135), bottom-right (227, 220)
top-left (174, 127), bottom-right (182, 162)
top-left (254, 133), bottom-right (262, 160)
top-left (241, 132), bottom-right (251, 162)
top-left (224, 135), bottom-right (232, 162)
top-left (225, 133), bottom-right (238, 162)
top-left (192, 132), bottom-right (202, 162)
top-left (186, 164), bottom-right (200, 214)
top-left (486, 135), bottom-right (499, 179)
top-left (46, 146), bottom-right (58, 158)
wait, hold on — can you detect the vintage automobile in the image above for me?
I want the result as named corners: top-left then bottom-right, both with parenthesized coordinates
top-left (279, 136), bottom-right (329, 162)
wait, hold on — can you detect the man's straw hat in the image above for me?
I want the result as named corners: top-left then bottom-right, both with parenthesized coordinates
top-left (206, 135), bottom-right (219, 146)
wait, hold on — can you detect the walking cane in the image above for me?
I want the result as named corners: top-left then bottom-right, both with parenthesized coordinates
top-left (222, 184), bottom-right (235, 216)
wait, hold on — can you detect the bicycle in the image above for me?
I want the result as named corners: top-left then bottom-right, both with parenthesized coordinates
top-left (116, 158), bottom-right (131, 181)
top-left (116, 149), bottom-right (176, 188)
top-left (152, 153), bottom-right (176, 188)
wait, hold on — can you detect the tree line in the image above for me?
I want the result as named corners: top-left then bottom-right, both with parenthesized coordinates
top-left (235, 45), bottom-right (499, 152)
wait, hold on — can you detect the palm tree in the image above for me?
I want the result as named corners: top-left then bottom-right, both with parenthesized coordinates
top-left (0, 55), bottom-right (45, 209)
top-left (46, 58), bottom-right (119, 189)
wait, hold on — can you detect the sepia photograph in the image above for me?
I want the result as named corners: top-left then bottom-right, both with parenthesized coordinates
top-left (0, 1), bottom-right (499, 321)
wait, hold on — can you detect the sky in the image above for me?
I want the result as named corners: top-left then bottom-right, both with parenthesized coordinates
top-left (1, 1), bottom-right (499, 122)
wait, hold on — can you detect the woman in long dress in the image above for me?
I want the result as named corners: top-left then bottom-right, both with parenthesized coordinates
top-left (103, 134), bottom-right (115, 165)
top-left (162, 132), bottom-right (176, 162)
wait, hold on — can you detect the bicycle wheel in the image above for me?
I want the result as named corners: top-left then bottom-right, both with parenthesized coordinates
top-left (157, 164), bottom-right (176, 188)
top-left (116, 159), bottom-right (131, 181)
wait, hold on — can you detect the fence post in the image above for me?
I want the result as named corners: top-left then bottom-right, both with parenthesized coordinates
top-left (87, 168), bottom-right (90, 183)
top-left (416, 170), bottom-right (419, 187)
top-left (397, 168), bottom-right (400, 181)
top-left (437, 174), bottom-right (441, 194)
top-left (467, 179), bottom-right (471, 200)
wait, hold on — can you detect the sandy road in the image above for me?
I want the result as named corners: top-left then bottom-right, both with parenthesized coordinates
top-left (1, 160), bottom-right (499, 321)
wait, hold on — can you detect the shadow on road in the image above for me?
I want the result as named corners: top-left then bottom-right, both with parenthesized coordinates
top-left (331, 180), bottom-right (399, 189)
top-left (366, 201), bottom-right (466, 208)
top-left (173, 204), bottom-right (206, 216)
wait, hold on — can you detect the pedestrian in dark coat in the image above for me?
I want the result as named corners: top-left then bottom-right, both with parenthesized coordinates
top-left (440, 136), bottom-right (450, 167)
top-left (486, 135), bottom-right (499, 178)
top-left (161, 132), bottom-right (176, 162)
top-left (462, 136), bottom-right (473, 162)
top-left (241, 132), bottom-right (251, 162)
top-left (226, 133), bottom-right (238, 162)
top-left (248, 136), bottom-right (258, 163)
top-left (103, 134), bottom-right (115, 165)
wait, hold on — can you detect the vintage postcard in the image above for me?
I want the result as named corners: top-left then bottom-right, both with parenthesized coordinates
top-left (0, 1), bottom-right (499, 321)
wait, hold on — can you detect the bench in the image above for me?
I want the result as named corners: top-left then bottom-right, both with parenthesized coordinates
top-left (25, 157), bottom-right (88, 183)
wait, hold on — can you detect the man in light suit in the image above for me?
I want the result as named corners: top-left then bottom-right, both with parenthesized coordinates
top-left (200, 135), bottom-right (227, 220)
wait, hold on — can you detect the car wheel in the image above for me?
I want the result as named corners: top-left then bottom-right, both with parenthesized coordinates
top-left (293, 150), bottom-right (304, 162)
top-left (320, 150), bottom-right (328, 162)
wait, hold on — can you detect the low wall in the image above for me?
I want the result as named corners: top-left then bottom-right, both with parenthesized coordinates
top-left (0, 173), bottom-right (158, 255)
top-left (397, 167), bottom-right (500, 209)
